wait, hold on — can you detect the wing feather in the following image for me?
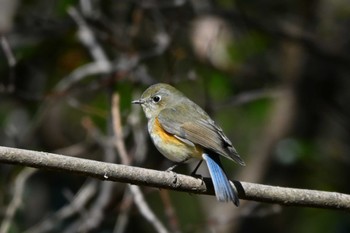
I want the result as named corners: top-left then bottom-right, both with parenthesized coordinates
top-left (157, 104), bottom-right (245, 165)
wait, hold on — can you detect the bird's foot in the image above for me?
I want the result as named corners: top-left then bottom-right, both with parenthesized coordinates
top-left (165, 164), bottom-right (178, 172)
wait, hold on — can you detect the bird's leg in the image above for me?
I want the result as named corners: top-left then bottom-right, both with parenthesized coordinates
top-left (190, 160), bottom-right (204, 185)
top-left (191, 160), bottom-right (203, 176)
top-left (165, 158), bottom-right (189, 172)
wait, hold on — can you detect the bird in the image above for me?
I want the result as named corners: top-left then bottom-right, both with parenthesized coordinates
top-left (132, 83), bottom-right (245, 205)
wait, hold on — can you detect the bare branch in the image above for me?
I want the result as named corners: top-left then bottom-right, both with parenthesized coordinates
top-left (0, 168), bottom-right (36, 233)
top-left (1, 36), bottom-right (16, 67)
top-left (113, 189), bottom-right (133, 233)
top-left (24, 180), bottom-right (98, 233)
top-left (112, 93), bottom-right (131, 165)
top-left (112, 93), bottom-right (169, 233)
top-left (68, 6), bottom-right (109, 63)
top-left (0, 146), bottom-right (349, 212)
top-left (55, 7), bottom-right (112, 91)
top-left (129, 185), bottom-right (169, 233)
top-left (73, 118), bottom-right (118, 233)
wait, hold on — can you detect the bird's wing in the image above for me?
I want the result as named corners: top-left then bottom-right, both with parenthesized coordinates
top-left (157, 104), bottom-right (245, 165)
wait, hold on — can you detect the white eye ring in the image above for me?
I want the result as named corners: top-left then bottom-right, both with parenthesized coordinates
top-left (152, 95), bottom-right (161, 103)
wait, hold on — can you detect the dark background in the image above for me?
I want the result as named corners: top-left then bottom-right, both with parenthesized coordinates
top-left (1, 0), bottom-right (350, 232)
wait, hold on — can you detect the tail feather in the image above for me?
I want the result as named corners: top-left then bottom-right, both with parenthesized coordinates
top-left (202, 153), bottom-right (239, 206)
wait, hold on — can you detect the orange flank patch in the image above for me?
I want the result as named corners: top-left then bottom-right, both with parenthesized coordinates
top-left (153, 117), bottom-right (203, 159)
top-left (153, 118), bottom-right (183, 145)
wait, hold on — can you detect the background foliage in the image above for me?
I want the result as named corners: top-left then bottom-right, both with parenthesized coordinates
top-left (1, 0), bottom-right (350, 232)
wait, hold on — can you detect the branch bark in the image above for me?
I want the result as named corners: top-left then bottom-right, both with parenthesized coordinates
top-left (0, 146), bottom-right (349, 212)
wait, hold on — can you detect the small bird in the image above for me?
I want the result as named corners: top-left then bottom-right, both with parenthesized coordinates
top-left (132, 83), bottom-right (245, 205)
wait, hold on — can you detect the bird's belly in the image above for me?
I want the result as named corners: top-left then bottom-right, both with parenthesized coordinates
top-left (148, 118), bottom-right (202, 162)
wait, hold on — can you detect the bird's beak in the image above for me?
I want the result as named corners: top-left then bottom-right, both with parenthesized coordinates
top-left (131, 99), bottom-right (145, 104)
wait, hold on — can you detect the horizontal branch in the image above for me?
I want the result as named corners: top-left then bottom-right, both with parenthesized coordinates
top-left (0, 146), bottom-right (349, 212)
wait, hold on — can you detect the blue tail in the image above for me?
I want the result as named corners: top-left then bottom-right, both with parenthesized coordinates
top-left (202, 153), bottom-right (239, 206)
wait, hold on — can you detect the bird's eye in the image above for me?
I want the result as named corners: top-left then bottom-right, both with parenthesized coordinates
top-left (152, 95), bottom-right (161, 103)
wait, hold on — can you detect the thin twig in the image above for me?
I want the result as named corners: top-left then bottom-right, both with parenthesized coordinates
top-left (112, 93), bottom-right (169, 233)
top-left (112, 93), bottom-right (131, 165)
top-left (74, 117), bottom-right (119, 233)
top-left (128, 91), bottom-right (148, 165)
top-left (55, 7), bottom-right (112, 91)
top-left (68, 6), bottom-right (109, 63)
top-left (1, 36), bottom-right (16, 67)
top-left (159, 190), bottom-right (181, 233)
top-left (24, 180), bottom-right (98, 233)
top-left (0, 146), bottom-right (349, 212)
top-left (215, 88), bottom-right (282, 110)
top-left (0, 168), bottom-right (36, 233)
top-left (129, 185), bottom-right (169, 233)
top-left (0, 36), bottom-right (16, 92)
top-left (113, 189), bottom-right (133, 233)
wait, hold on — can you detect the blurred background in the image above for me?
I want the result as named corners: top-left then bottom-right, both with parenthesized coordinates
top-left (1, 0), bottom-right (350, 232)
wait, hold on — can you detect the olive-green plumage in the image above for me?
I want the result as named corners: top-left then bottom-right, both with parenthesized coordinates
top-left (133, 83), bottom-right (245, 165)
top-left (132, 83), bottom-right (245, 204)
